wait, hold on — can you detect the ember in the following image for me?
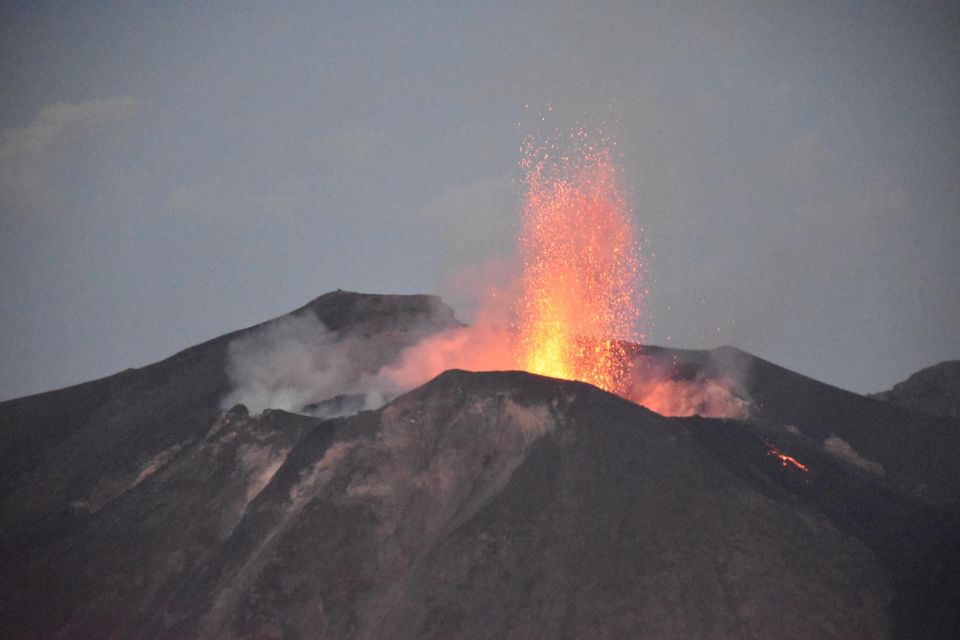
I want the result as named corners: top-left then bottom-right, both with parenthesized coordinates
top-left (764, 439), bottom-right (809, 473)
top-left (376, 128), bottom-right (748, 420)
top-left (514, 130), bottom-right (644, 395)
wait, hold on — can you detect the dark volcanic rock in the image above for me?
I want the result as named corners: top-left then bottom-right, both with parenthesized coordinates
top-left (0, 290), bottom-right (456, 507)
top-left (871, 361), bottom-right (960, 419)
top-left (2, 292), bottom-right (959, 639)
top-left (631, 345), bottom-right (960, 511)
top-left (0, 370), bottom-right (911, 638)
top-left (0, 290), bottom-right (457, 633)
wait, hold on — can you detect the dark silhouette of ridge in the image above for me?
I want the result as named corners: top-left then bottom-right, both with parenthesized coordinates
top-left (871, 360), bottom-right (960, 419)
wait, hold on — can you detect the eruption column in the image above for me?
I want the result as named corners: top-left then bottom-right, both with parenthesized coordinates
top-left (515, 131), bottom-right (644, 395)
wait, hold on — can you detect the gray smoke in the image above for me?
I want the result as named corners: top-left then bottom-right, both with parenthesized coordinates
top-left (823, 435), bottom-right (885, 475)
top-left (221, 311), bottom-right (398, 417)
top-left (220, 309), bottom-right (505, 419)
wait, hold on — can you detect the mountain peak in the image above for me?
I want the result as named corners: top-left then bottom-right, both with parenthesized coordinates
top-left (297, 289), bottom-right (460, 336)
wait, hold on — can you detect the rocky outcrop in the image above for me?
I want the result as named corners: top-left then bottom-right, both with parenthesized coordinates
top-left (871, 361), bottom-right (960, 419)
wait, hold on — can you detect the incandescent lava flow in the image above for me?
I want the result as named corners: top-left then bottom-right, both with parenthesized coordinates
top-left (514, 130), bottom-right (645, 396)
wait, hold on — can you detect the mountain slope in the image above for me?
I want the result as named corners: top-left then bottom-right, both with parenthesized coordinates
top-left (3, 370), bottom-right (914, 638)
top-left (0, 291), bottom-right (456, 536)
top-left (630, 344), bottom-right (960, 510)
top-left (871, 361), bottom-right (960, 419)
top-left (2, 291), bottom-right (959, 638)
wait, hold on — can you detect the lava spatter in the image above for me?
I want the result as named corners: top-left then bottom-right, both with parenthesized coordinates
top-left (514, 130), bottom-right (644, 395)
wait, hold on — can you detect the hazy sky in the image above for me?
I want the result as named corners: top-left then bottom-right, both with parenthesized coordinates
top-left (2, 1), bottom-right (958, 400)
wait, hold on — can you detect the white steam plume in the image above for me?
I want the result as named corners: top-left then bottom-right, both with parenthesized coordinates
top-left (222, 311), bottom-right (397, 417)
top-left (823, 435), bottom-right (885, 475)
top-left (221, 309), bottom-right (515, 418)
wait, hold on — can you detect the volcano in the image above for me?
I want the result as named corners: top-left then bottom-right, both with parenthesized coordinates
top-left (2, 291), bottom-right (959, 639)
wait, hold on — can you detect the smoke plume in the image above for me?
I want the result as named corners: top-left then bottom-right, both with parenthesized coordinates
top-left (221, 308), bottom-right (516, 418)
top-left (823, 435), bottom-right (885, 475)
top-left (626, 351), bottom-right (751, 419)
top-left (222, 311), bottom-right (395, 416)
top-left (222, 307), bottom-right (752, 421)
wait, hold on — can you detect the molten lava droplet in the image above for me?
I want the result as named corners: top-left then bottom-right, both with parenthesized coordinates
top-left (515, 131), bottom-right (644, 395)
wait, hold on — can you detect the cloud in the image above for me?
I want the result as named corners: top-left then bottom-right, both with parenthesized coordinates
top-left (0, 97), bottom-right (137, 216)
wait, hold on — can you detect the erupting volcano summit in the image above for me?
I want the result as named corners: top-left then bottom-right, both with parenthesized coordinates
top-left (1, 290), bottom-right (959, 638)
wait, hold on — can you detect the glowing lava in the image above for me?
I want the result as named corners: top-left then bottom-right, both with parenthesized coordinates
top-left (380, 128), bottom-right (745, 419)
top-left (514, 131), bottom-right (644, 395)
top-left (764, 439), bottom-right (810, 473)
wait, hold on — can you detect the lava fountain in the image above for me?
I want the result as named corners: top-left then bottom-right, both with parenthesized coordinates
top-left (514, 131), bottom-right (644, 395)
top-left (377, 129), bottom-right (746, 419)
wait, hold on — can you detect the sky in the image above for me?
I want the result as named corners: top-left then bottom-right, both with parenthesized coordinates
top-left (1, 0), bottom-right (958, 401)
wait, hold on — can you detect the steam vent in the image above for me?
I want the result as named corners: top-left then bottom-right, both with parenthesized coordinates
top-left (2, 290), bottom-right (959, 639)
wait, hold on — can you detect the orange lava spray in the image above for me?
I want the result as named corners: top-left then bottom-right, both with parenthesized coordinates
top-left (514, 130), bottom-right (644, 395)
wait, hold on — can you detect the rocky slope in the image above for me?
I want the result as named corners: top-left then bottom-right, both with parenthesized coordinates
top-left (0, 291), bottom-right (457, 536)
top-left (871, 361), bottom-right (960, 419)
top-left (629, 345), bottom-right (960, 511)
top-left (1, 291), bottom-right (958, 639)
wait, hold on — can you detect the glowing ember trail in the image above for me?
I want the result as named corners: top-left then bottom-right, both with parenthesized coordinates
top-left (764, 439), bottom-right (810, 473)
top-left (514, 131), bottom-right (644, 395)
top-left (773, 451), bottom-right (809, 473)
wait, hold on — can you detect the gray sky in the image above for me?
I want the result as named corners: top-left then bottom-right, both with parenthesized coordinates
top-left (2, 1), bottom-right (958, 401)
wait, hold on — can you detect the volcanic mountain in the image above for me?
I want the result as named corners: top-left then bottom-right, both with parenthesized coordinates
top-left (1, 291), bottom-right (958, 639)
